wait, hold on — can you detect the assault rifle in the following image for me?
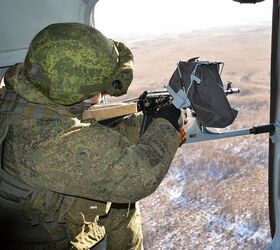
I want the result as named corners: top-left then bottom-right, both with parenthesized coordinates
top-left (82, 82), bottom-right (278, 143)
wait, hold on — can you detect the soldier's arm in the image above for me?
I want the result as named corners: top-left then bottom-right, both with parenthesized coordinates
top-left (111, 113), bottom-right (143, 144)
top-left (24, 118), bottom-right (180, 203)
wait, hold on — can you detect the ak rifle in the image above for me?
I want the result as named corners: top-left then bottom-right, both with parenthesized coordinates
top-left (82, 84), bottom-right (279, 144)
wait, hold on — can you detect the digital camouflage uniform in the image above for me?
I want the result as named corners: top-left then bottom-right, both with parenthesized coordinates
top-left (0, 23), bottom-right (181, 250)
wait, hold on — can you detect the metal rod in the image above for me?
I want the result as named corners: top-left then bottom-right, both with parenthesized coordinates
top-left (185, 123), bottom-right (276, 144)
top-left (186, 128), bottom-right (250, 144)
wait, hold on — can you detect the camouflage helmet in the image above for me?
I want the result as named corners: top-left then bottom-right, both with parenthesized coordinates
top-left (23, 23), bottom-right (133, 105)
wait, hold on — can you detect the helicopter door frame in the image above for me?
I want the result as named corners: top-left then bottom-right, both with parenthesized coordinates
top-left (269, 0), bottom-right (280, 248)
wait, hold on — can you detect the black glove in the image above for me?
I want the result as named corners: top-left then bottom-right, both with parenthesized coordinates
top-left (155, 104), bottom-right (186, 131)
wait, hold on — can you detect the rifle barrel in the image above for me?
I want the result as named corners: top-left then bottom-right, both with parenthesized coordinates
top-left (124, 87), bottom-right (240, 105)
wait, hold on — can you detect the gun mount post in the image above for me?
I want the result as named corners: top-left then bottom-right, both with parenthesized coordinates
top-left (185, 119), bottom-right (278, 144)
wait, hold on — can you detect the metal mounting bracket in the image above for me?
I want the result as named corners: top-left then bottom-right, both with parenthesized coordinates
top-left (185, 118), bottom-right (277, 144)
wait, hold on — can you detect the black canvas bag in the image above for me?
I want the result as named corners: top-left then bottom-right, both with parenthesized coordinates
top-left (167, 58), bottom-right (238, 128)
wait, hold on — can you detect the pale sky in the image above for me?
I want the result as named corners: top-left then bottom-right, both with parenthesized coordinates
top-left (95, 0), bottom-right (272, 38)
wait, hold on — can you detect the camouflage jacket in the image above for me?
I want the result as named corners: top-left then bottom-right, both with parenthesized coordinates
top-left (1, 65), bottom-right (180, 204)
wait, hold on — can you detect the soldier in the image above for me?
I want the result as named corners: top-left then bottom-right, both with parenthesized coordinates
top-left (0, 23), bottom-right (185, 249)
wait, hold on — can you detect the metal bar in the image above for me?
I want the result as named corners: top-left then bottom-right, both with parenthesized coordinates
top-left (269, 0), bottom-right (280, 240)
top-left (185, 123), bottom-right (276, 144)
top-left (185, 128), bottom-right (251, 144)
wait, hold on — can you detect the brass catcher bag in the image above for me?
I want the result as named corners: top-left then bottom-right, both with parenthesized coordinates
top-left (167, 58), bottom-right (238, 128)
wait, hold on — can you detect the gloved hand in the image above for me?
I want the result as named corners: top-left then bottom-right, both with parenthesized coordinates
top-left (154, 104), bottom-right (187, 131)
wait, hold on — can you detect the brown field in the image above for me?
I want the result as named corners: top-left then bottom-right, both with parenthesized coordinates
top-left (117, 25), bottom-right (272, 249)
